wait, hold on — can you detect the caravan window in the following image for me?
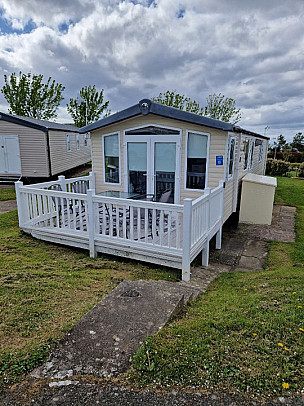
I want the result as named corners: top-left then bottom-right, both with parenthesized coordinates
top-left (249, 140), bottom-right (254, 169)
top-left (76, 134), bottom-right (80, 150)
top-left (104, 133), bottom-right (120, 184)
top-left (66, 134), bottom-right (71, 152)
top-left (227, 136), bottom-right (236, 179)
top-left (258, 142), bottom-right (264, 162)
top-left (243, 138), bottom-right (250, 170)
top-left (186, 132), bottom-right (208, 190)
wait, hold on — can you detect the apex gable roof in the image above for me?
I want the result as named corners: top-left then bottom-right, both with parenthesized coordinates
top-left (0, 111), bottom-right (79, 132)
top-left (79, 99), bottom-right (268, 139)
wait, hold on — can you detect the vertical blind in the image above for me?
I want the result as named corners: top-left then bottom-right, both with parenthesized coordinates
top-left (154, 142), bottom-right (176, 172)
top-left (187, 133), bottom-right (208, 158)
top-left (127, 142), bottom-right (147, 171)
top-left (104, 134), bottom-right (119, 157)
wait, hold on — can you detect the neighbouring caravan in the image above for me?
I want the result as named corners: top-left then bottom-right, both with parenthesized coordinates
top-left (0, 112), bottom-right (91, 178)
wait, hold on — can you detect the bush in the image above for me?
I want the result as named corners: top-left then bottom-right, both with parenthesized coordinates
top-left (266, 159), bottom-right (290, 177)
top-left (299, 162), bottom-right (304, 177)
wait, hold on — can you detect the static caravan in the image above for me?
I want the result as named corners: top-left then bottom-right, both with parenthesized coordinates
top-left (81, 99), bottom-right (268, 221)
top-left (0, 112), bottom-right (91, 179)
top-left (15, 100), bottom-right (269, 281)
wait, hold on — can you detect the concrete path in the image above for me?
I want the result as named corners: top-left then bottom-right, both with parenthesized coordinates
top-left (32, 280), bottom-right (202, 380)
top-left (0, 199), bottom-right (17, 214)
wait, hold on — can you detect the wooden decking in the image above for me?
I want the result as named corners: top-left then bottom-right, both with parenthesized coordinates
top-left (15, 174), bottom-right (225, 281)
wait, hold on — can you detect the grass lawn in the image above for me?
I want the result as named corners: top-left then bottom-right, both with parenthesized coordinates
top-left (0, 187), bottom-right (16, 201)
top-left (128, 177), bottom-right (304, 398)
top-left (0, 209), bottom-right (179, 387)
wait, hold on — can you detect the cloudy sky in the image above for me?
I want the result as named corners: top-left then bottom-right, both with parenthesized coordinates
top-left (0, 0), bottom-right (303, 142)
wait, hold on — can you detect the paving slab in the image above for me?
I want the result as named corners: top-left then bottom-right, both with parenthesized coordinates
top-left (0, 199), bottom-right (17, 214)
top-left (32, 279), bottom-right (204, 380)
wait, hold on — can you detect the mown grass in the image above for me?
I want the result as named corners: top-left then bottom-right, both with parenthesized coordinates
top-left (0, 187), bottom-right (16, 201)
top-left (128, 177), bottom-right (304, 398)
top-left (0, 210), bottom-right (179, 387)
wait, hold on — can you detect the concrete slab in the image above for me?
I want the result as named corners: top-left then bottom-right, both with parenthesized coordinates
top-left (32, 279), bottom-right (203, 380)
top-left (0, 200), bottom-right (17, 214)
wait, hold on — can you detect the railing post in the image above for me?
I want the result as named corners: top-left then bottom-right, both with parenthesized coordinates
top-left (89, 171), bottom-right (95, 190)
top-left (87, 189), bottom-right (97, 258)
top-left (215, 181), bottom-right (225, 250)
top-left (58, 175), bottom-right (66, 192)
top-left (182, 198), bottom-right (192, 282)
top-left (204, 187), bottom-right (211, 231)
top-left (15, 181), bottom-right (25, 228)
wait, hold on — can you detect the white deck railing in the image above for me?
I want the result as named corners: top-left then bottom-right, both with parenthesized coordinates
top-left (15, 173), bottom-right (225, 281)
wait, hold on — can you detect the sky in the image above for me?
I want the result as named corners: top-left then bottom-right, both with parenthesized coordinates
top-left (0, 0), bottom-right (303, 143)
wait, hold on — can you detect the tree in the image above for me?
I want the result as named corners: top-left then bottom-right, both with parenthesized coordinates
top-left (1, 72), bottom-right (65, 120)
top-left (152, 90), bottom-right (242, 124)
top-left (290, 132), bottom-right (304, 152)
top-left (203, 93), bottom-right (242, 124)
top-left (152, 90), bottom-right (204, 115)
top-left (67, 85), bottom-right (110, 128)
top-left (277, 134), bottom-right (288, 151)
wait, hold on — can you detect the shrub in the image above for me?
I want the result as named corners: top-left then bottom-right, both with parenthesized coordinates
top-left (266, 159), bottom-right (290, 177)
top-left (299, 162), bottom-right (304, 177)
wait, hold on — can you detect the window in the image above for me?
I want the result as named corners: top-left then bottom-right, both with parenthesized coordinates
top-left (66, 134), bottom-right (71, 152)
top-left (104, 133), bottom-right (119, 183)
top-left (83, 133), bottom-right (88, 146)
top-left (76, 134), bottom-right (80, 150)
top-left (258, 142), bottom-right (264, 162)
top-left (186, 132), bottom-right (208, 190)
top-left (227, 136), bottom-right (236, 179)
top-left (249, 140), bottom-right (254, 169)
top-left (243, 138), bottom-right (250, 170)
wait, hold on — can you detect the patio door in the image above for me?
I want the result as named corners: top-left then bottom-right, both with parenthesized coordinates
top-left (124, 135), bottom-right (181, 203)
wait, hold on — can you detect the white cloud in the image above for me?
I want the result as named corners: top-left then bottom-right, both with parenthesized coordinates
top-left (0, 0), bottom-right (303, 138)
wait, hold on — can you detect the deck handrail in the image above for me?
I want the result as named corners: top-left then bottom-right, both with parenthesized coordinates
top-left (15, 174), bottom-right (225, 282)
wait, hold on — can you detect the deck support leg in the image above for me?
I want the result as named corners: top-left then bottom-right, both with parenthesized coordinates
top-left (182, 198), bottom-right (193, 282)
top-left (87, 189), bottom-right (97, 258)
top-left (202, 240), bottom-right (209, 267)
top-left (216, 227), bottom-right (222, 250)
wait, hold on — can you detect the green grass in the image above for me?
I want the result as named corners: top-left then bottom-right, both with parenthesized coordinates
top-left (0, 210), bottom-right (179, 387)
top-left (0, 187), bottom-right (16, 201)
top-left (128, 177), bottom-right (304, 398)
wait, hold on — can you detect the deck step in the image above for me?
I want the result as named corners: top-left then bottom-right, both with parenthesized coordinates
top-left (31, 279), bottom-right (199, 380)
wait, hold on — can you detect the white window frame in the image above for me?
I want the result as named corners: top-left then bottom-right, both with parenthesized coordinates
top-left (184, 130), bottom-right (210, 192)
top-left (66, 134), bottom-right (71, 152)
top-left (258, 141), bottom-right (264, 162)
top-left (249, 139), bottom-right (255, 171)
top-left (76, 134), bottom-right (80, 150)
top-left (243, 137), bottom-right (250, 171)
top-left (123, 123), bottom-right (182, 204)
top-left (226, 134), bottom-right (236, 181)
top-left (103, 131), bottom-right (121, 186)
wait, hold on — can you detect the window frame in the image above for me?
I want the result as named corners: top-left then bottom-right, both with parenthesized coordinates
top-left (249, 139), bottom-right (255, 170)
top-left (103, 131), bottom-right (121, 185)
top-left (76, 134), bottom-right (80, 151)
top-left (243, 137), bottom-right (250, 171)
top-left (66, 134), bottom-right (71, 152)
top-left (258, 141), bottom-right (264, 162)
top-left (226, 134), bottom-right (236, 181)
top-left (184, 130), bottom-right (210, 192)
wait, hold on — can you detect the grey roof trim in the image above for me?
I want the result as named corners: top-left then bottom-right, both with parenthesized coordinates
top-left (0, 111), bottom-right (79, 132)
top-left (80, 99), bottom-right (234, 133)
top-left (233, 126), bottom-right (270, 140)
top-left (79, 99), bottom-right (269, 140)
